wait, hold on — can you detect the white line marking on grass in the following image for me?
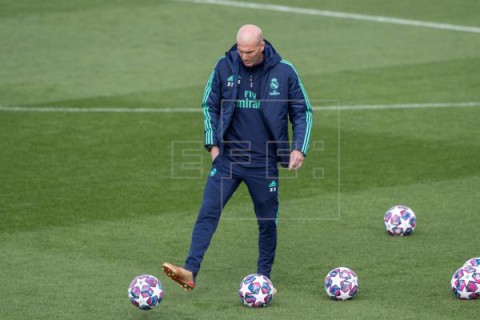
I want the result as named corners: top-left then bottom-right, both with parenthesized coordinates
top-left (180, 0), bottom-right (480, 34)
top-left (0, 106), bottom-right (199, 113)
top-left (315, 102), bottom-right (480, 111)
top-left (1, 102), bottom-right (479, 113)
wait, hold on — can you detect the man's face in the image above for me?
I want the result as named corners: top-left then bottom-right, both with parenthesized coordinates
top-left (237, 41), bottom-right (264, 67)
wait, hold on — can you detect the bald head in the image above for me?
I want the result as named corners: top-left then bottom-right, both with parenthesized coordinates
top-left (236, 24), bottom-right (263, 46)
top-left (236, 24), bottom-right (265, 67)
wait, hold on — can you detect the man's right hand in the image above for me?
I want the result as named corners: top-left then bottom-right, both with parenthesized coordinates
top-left (210, 146), bottom-right (220, 162)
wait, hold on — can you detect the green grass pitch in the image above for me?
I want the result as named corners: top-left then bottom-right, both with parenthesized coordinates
top-left (1, 0), bottom-right (479, 319)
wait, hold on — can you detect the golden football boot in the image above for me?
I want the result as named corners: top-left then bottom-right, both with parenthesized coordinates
top-left (162, 262), bottom-right (196, 291)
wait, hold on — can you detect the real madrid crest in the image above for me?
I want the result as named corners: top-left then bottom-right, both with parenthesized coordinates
top-left (269, 78), bottom-right (280, 96)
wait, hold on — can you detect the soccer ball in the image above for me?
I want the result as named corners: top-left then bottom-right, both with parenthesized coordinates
top-left (464, 257), bottom-right (480, 271)
top-left (451, 265), bottom-right (480, 300)
top-left (324, 267), bottom-right (359, 300)
top-left (238, 274), bottom-right (274, 308)
top-left (128, 274), bottom-right (164, 310)
top-left (384, 205), bottom-right (416, 236)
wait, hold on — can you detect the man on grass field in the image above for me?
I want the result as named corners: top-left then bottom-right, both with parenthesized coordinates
top-left (163, 24), bottom-right (313, 293)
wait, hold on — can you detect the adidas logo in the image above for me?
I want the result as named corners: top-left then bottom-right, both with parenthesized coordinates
top-left (227, 75), bottom-right (234, 87)
top-left (227, 75), bottom-right (241, 87)
top-left (269, 180), bottom-right (277, 192)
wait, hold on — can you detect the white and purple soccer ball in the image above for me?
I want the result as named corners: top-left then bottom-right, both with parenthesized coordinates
top-left (384, 205), bottom-right (416, 236)
top-left (128, 274), bottom-right (164, 310)
top-left (324, 267), bottom-right (359, 300)
top-left (451, 265), bottom-right (480, 300)
top-left (463, 257), bottom-right (480, 271)
top-left (238, 274), bottom-right (274, 308)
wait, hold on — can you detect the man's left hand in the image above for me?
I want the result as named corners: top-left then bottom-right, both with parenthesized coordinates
top-left (289, 150), bottom-right (304, 170)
